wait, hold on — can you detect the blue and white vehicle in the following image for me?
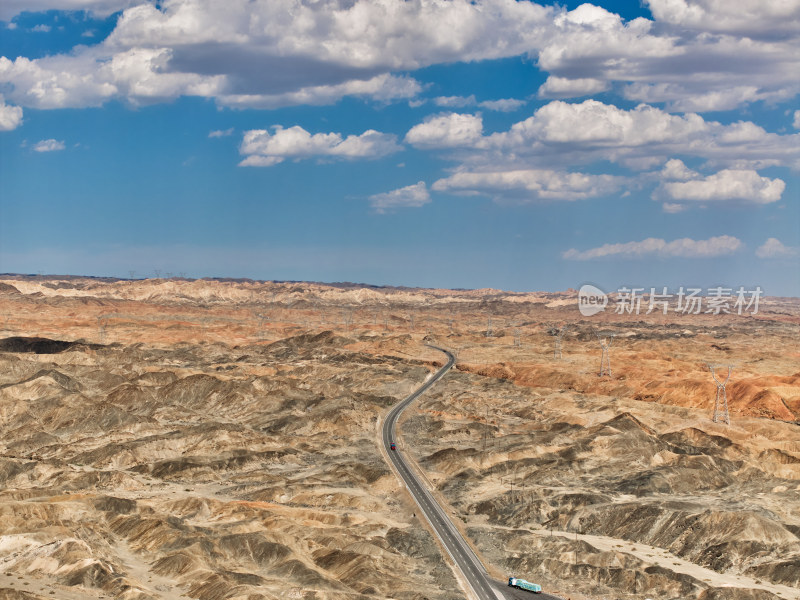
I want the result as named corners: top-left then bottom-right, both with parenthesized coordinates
top-left (508, 577), bottom-right (542, 593)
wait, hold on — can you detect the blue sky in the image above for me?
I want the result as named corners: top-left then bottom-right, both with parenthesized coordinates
top-left (1, 1), bottom-right (798, 295)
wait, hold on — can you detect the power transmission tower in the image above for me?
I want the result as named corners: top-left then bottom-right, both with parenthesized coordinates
top-left (480, 405), bottom-right (495, 463)
top-left (486, 317), bottom-right (492, 338)
top-left (595, 331), bottom-right (615, 377)
top-left (310, 301), bottom-right (319, 324)
top-left (128, 270), bottom-right (136, 280)
top-left (553, 325), bottom-right (568, 359)
top-left (709, 364), bottom-right (732, 425)
top-left (253, 311), bottom-right (269, 339)
top-left (97, 315), bottom-right (108, 343)
top-left (482, 408), bottom-right (487, 466)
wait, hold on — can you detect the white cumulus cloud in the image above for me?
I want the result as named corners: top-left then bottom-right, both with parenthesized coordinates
top-left (208, 128), bottom-right (233, 138)
top-left (0, 0), bottom-right (148, 20)
top-left (474, 100), bottom-right (800, 170)
top-left (493, 100), bottom-right (708, 148)
top-left (660, 159), bottom-right (698, 181)
top-left (103, 0), bottom-right (552, 68)
top-left (216, 74), bottom-right (422, 110)
top-left (433, 95), bottom-right (476, 108)
top-left (400, 100), bottom-right (799, 209)
top-left (538, 76), bottom-right (610, 99)
top-left (32, 138), bottom-right (65, 152)
top-left (2, 0), bottom-right (798, 114)
top-left (0, 95), bottom-right (23, 131)
top-left (0, 49), bottom-right (225, 109)
top-left (645, 0), bottom-right (800, 37)
top-left (661, 202), bottom-right (686, 214)
top-left (369, 181), bottom-right (431, 213)
top-left (238, 125), bottom-right (401, 167)
top-left (478, 98), bottom-right (526, 112)
top-left (563, 235), bottom-right (743, 260)
top-left (755, 238), bottom-right (800, 259)
top-left (659, 169), bottom-right (785, 205)
top-left (0, 0), bottom-right (553, 110)
top-left (405, 112), bottom-right (483, 149)
top-left (432, 168), bottom-right (626, 203)
top-left (623, 81), bottom-right (797, 114)
top-left (536, 3), bottom-right (800, 111)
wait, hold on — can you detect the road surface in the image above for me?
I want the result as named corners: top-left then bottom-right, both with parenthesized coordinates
top-left (382, 345), bottom-right (562, 600)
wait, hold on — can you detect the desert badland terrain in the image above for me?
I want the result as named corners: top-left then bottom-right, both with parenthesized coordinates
top-left (0, 276), bottom-right (798, 600)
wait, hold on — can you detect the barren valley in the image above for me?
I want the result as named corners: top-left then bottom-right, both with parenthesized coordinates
top-left (0, 276), bottom-right (798, 600)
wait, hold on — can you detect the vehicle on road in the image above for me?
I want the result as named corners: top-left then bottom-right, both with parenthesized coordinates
top-left (390, 443), bottom-right (396, 451)
top-left (508, 577), bottom-right (542, 593)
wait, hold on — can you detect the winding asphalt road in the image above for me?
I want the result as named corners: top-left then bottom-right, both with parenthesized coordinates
top-left (382, 345), bottom-right (562, 600)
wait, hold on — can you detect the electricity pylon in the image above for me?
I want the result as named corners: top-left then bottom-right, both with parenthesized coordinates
top-left (709, 364), bottom-right (732, 425)
top-left (553, 325), bottom-right (568, 359)
top-left (595, 331), bottom-right (615, 377)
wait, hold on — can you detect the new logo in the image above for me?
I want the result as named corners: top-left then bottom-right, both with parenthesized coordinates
top-left (578, 284), bottom-right (608, 316)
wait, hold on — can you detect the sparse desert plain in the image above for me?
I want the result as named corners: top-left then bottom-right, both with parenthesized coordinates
top-left (0, 276), bottom-right (798, 600)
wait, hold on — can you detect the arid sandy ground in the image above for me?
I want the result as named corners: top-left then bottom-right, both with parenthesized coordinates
top-left (0, 276), bottom-right (798, 600)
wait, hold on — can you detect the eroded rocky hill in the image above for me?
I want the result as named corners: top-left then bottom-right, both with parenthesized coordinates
top-left (0, 275), bottom-right (798, 600)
